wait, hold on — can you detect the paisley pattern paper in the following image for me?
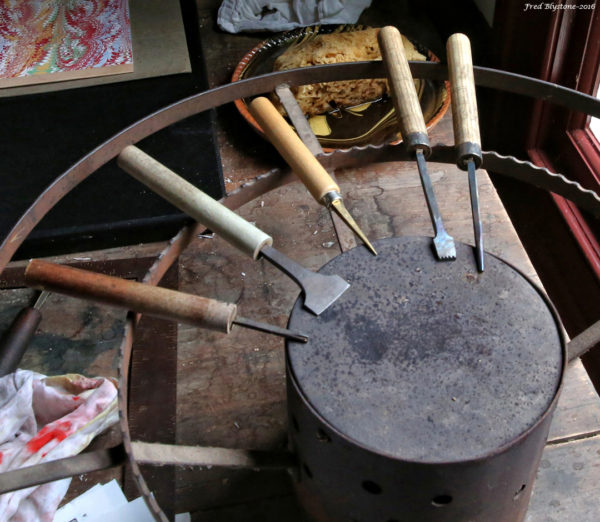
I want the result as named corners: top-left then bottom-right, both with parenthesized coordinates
top-left (0, 0), bottom-right (133, 87)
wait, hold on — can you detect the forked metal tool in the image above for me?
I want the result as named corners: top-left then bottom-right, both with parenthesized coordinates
top-left (0, 290), bottom-right (49, 376)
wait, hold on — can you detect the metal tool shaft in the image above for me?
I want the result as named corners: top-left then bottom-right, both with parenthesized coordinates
top-left (415, 150), bottom-right (456, 260)
top-left (468, 159), bottom-right (484, 272)
top-left (233, 316), bottom-right (307, 343)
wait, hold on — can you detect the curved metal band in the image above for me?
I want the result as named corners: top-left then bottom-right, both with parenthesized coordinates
top-left (2, 61), bottom-right (599, 272)
top-left (0, 62), bottom-right (599, 521)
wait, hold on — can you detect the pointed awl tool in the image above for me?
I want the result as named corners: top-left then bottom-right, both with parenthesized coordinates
top-left (447, 33), bottom-right (485, 272)
top-left (378, 26), bottom-right (456, 261)
top-left (25, 259), bottom-right (308, 343)
top-left (248, 97), bottom-right (377, 256)
top-left (117, 145), bottom-right (348, 316)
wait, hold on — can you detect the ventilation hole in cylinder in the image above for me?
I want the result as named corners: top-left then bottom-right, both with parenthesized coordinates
top-left (513, 484), bottom-right (527, 500)
top-left (291, 415), bottom-right (300, 433)
top-left (431, 495), bottom-right (453, 507)
top-left (362, 480), bottom-right (382, 494)
top-left (303, 463), bottom-right (313, 479)
top-left (316, 428), bottom-right (331, 442)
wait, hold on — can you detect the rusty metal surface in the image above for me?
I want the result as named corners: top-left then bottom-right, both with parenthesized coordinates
top-left (286, 238), bottom-right (565, 521)
top-left (0, 64), bottom-right (598, 521)
top-left (287, 237), bottom-right (564, 461)
top-left (287, 360), bottom-right (560, 522)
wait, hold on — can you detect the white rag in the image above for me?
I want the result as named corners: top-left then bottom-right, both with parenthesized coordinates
top-left (0, 370), bottom-right (119, 522)
top-left (217, 0), bottom-right (372, 33)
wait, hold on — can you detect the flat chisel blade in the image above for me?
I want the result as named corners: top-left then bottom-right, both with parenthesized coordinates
top-left (260, 245), bottom-right (349, 316)
top-left (415, 151), bottom-right (456, 261)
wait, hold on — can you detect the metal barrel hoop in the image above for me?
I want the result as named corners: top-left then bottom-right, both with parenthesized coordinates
top-left (0, 62), bottom-right (599, 520)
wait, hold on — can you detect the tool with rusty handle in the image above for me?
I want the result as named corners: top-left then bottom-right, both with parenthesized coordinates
top-left (248, 96), bottom-right (377, 256)
top-left (447, 33), bottom-right (484, 272)
top-left (0, 291), bottom-right (49, 376)
top-left (117, 145), bottom-right (348, 315)
top-left (24, 260), bottom-right (307, 342)
top-left (378, 26), bottom-right (456, 261)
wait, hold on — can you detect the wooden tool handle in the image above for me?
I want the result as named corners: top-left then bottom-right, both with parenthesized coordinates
top-left (248, 97), bottom-right (339, 203)
top-left (446, 33), bottom-right (482, 169)
top-left (118, 146), bottom-right (272, 259)
top-left (0, 307), bottom-right (42, 376)
top-left (25, 260), bottom-right (237, 334)
top-left (378, 26), bottom-right (430, 154)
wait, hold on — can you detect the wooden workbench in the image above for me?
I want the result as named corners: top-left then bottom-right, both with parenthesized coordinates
top-left (0, 5), bottom-right (599, 521)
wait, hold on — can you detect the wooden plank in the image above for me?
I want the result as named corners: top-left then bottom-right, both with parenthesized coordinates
top-left (527, 435), bottom-right (600, 521)
top-left (548, 359), bottom-right (600, 443)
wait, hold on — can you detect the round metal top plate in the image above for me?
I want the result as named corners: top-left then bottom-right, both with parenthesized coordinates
top-left (287, 237), bottom-right (564, 463)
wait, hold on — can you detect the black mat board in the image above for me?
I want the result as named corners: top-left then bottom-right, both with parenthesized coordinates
top-left (0, 0), bottom-right (223, 260)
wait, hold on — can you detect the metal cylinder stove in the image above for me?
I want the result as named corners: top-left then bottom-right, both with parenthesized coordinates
top-left (286, 237), bottom-right (565, 522)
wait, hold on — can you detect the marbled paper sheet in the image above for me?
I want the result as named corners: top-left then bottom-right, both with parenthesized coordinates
top-left (0, 0), bottom-right (133, 88)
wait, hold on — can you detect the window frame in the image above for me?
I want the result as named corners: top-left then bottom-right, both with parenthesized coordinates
top-left (526, 3), bottom-right (600, 279)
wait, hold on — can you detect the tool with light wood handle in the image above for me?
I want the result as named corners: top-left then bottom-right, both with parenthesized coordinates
top-left (248, 96), bottom-right (377, 256)
top-left (378, 26), bottom-right (456, 261)
top-left (24, 259), bottom-right (307, 342)
top-left (117, 145), bottom-right (348, 316)
top-left (447, 33), bottom-right (484, 272)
